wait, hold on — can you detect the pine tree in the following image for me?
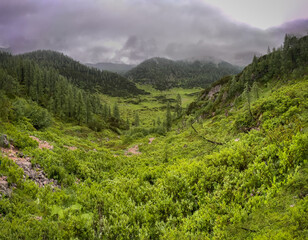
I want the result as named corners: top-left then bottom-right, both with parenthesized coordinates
top-left (76, 91), bottom-right (86, 124)
top-left (175, 94), bottom-right (182, 117)
top-left (244, 82), bottom-right (254, 120)
top-left (134, 112), bottom-right (140, 127)
top-left (166, 102), bottom-right (172, 131)
top-left (251, 81), bottom-right (259, 100)
top-left (113, 102), bottom-right (120, 120)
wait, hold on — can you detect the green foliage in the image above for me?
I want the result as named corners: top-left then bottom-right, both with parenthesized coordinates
top-left (0, 35), bottom-right (307, 240)
top-left (12, 98), bottom-right (52, 129)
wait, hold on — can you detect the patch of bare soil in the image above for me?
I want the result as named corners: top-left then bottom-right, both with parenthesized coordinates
top-left (149, 137), bottom-right (155, 144)
top-left (125, 144), bottom-right (141, 156)
top-left (64, 145), bottom-right (77, 150)
top-left (29, 136), bottom-right (53, 150)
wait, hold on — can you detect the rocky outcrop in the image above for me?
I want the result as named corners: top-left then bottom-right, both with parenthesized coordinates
top-left (207, 85), bottom-right (221, 100)
top-left (0, 134), bottom-right (10, 148)
top-left (16, 159), bottom-right (60, 188)
top-left (1, 140), bottom-right (60, 189)
top-left (0, 176), bottom-right (11, 196)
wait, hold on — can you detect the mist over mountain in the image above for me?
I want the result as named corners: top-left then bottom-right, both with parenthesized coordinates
top-left (1, 1), bottom-right (307, 66)
top-left (85, 62), bottom-right (135, 74)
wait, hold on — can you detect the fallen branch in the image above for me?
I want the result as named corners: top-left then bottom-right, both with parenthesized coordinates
top-left (191, 122), bottom-right (223, 145)
top-left (241, 227), bottom-right (257, 232)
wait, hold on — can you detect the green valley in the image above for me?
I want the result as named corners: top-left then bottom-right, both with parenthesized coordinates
top-left (0, 34), bottom-right (307, 240)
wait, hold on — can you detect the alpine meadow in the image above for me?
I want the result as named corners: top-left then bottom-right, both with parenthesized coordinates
top-left (0, 1), bottom-right (308, 239)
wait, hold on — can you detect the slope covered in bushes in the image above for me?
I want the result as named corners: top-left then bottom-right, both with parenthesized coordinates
top-left (0, 35), bottom-right (307, 239)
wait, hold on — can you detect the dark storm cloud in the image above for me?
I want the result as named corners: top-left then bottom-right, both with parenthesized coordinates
top-left (0, 0), bottom-right (307, 65)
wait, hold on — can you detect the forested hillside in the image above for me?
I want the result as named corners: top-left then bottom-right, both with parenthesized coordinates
top-left (0, 34), bottom-right (307, 239)
top-left (126, 57), bottom-right (241, 90)
top-left (20, 50), bottom-right (146, 97)
top-left (0, 52), bottom-right (129, 132)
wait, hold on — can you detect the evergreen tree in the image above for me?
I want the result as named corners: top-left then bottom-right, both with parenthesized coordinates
top-left (134, 112), bottom-right (140, 127)
top-left (251, 81), bottom-right (260, 99)
top-left (76, 91), bottom-right (86, 124)
top-left (113, 102), bottom-right (120, 120)
top-left (244, 82), bottom-right (254, 120)
top-left (166, 102), bottom-right (172, 131)
top-left (175, 94), bottom-right (182, 118)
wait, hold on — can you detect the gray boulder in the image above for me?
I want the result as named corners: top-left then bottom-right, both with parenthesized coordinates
top-left (0, 134), bottom-right (10, 148)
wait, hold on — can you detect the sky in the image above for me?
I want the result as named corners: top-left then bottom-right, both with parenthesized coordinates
top-left (0, 0), bottom-right (308, 66)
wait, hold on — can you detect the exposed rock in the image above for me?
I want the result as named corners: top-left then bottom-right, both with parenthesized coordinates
top-left (0, 177), bottom-right (10, 196)
top-left (0, 134), bottom-right (10, 148)
top-left (207, 85), bottom-right (221, 100)
top-left (1, 141), bottom-right (60, 189)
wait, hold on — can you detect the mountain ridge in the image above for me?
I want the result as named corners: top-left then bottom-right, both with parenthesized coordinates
top-left (19, 50), bottom-right (147, 97)
top-left (126, 57), bottom-right (241, 90)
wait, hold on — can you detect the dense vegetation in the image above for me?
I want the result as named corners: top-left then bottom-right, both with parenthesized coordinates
top-left (126, 57), bottom-right (241, 90)
top-left (21, 50), bottom-right (146, 97)
top-left (0, 52), bottom-right (128, 131)
top-left (0, 34), bottom-right (307, 239)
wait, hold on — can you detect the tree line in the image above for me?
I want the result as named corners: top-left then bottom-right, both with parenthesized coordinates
top-left (0, 53), bottom-right (126, 131)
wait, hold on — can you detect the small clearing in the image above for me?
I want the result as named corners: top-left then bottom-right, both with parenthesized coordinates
top-left (30, 136), bottom-right (53, 150)
top-left (125, 145), bottom-right (141, 156)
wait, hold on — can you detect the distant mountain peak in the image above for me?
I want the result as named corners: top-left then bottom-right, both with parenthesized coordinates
top-left (85, 62), bottom-right (135, 74)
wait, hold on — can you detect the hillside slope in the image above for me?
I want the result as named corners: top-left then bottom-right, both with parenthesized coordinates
top-left (0, 52), bottom-right (128, 131)
top-left (126, 57), bottom-right (241, 90)
top-left (20, 50), bottom-right (146, 97)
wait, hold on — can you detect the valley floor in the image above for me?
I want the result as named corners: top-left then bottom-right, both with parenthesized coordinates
top-left (0, 78), bottom-right (308, 239)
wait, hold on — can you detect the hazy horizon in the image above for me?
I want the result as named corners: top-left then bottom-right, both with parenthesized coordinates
top-left (1, 0), bottom-right (308, 66)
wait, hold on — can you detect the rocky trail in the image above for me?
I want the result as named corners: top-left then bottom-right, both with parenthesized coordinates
top-left (0, 135), bottom-right (60, 196)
